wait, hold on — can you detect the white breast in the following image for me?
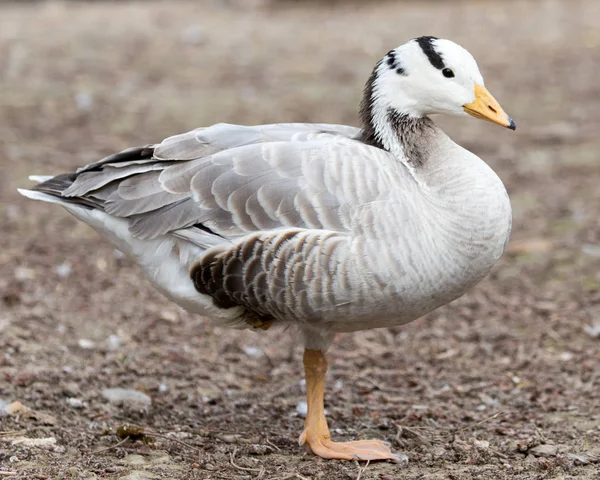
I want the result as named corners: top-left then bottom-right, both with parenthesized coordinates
top-left (330, 136), bottom-right (512, 332)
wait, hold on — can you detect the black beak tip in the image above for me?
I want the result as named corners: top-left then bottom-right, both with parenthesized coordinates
top-left (508, 118), bottom-right (516, 131)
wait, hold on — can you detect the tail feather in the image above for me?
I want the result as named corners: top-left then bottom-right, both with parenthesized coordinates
top-left (17, 188), bottom-right (68, 205)
top-left (31, 173), bottom-right (77, 196)
top-left (29, 175), bottom-right (55, 183)
top-left (18, 173), bottom-right (101, 209)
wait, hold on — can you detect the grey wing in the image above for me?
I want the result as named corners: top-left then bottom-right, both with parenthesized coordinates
top-left (59, 123), bottom-right (374, 243)
top-left (38, 122), bottom-right (390, 322)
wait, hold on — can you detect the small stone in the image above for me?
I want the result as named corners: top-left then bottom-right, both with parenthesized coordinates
top-left (11, 437), bottom-right (56, 448)
top-left (582, 243), bottom-right (600, 258)
top-left (75, 91), bottom-right (94, 112)
top-left (583, 321), bottom-right (600, 338)
top-left (472, 439), bottom-right (490, 450)
top-left (3, 400), bottom-right (23, 415)
top-left (432, 446), bottom-right (446, 458)
top-left (102, 388), bottom-right (151, 408)
top-left (118, 471), bottom-right (160, 480)
top-left (66, 397), bottom-right (84, 409)
top-left (9, 455), bottom-right (19, 463)
top-left (123, 454), bottom-right (148, 466)
top-left (158, 384), bottom-right (168, 393)
top-left (106, 334), bottom-right (122, 351)
top-left (160, 310), bottom-right (178, 323)
top-left (394, 452), bottom-right (409, 466)
top-left (559, 351), bottom-right (574, 361)
top-left (296, 401), bottom-right (308, 417)
top-left (242, 346), bottom-right (261, 358)
top-left (62, 382), bottom-right (80, 397)
top-left (14, 267), bottom-right (36, 281)
top-left (78, 339), bottom-right (96, 350)
top-left (567, 453), bottom-right (589, 464)
top-left (55, 262), bottom-right (72, 278)
top-left (529, 444), bottom-right (558, 457)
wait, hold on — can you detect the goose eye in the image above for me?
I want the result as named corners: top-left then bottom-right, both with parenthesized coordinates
top-left (442, 68), bottom-right (455, 78)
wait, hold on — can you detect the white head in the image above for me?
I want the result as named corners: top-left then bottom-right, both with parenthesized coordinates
top-left (362, 36), bottom-right (514, 131)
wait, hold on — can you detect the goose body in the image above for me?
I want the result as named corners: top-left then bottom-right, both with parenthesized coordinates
top-left (19, 36), bottom-right (514, 462)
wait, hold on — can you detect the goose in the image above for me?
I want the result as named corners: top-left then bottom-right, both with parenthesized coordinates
top-left (19, 36), bottom-right (514, 463)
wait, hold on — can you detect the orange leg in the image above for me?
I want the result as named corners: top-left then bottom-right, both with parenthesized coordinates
top-left (298, 349), bottom-right (404, 463)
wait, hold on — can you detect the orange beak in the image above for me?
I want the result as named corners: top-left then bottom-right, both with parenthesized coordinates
top-left (464, 84), bottom-right (516, 130)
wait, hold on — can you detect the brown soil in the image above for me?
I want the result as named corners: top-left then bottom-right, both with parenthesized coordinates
top-left (1, 1), bottom-right (599, 479)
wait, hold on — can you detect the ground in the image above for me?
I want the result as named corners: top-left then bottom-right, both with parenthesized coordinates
top-left (1, 1), bottom-right (599, 479)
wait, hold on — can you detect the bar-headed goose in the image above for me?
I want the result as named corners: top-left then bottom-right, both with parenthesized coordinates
top-left (19, 36), bottom-right (514, 462)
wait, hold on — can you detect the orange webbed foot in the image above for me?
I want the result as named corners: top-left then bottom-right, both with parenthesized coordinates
top-left (300, 432), bottom-right (406, 463)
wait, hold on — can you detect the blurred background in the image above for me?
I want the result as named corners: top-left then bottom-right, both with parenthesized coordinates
top-left (1, 1), bottom-right (599, 479)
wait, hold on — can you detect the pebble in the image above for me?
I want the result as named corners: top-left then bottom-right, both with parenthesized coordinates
top-left (118, 471), bottom-right (160, 480)
top-left (14, 267), bottom-right (36, 281)
top-left (123, 454), bottom-right (147, 466)
top-left (106, 334), bottom-right (122, 351)
top-left (395, 452), bottom-right (409, 466)
top-left (66, 397), bottom-right (84, 409)
top-left (75, 91), bottom-right (94, 112)
top-left (559, 352), bottom-right (574, 361)
top-left (11, 437), bottom-right (56, 448)
top-left (55, 262), bottom-right (72, 278)
top-left (583, 321), bottom-right (600, 338)
top-left (581, 243), bottom-right (600, 258)
top-left (472, 439), bottom-right (490, 450)
top-left (432, 446), bottom-right (446, 458)
top-left (78, 339), bottom-right (96, 350)
top-left (567, 453), bottom-right (589, 464)
top-left (529, 444), bottom-right (558, 457)
top-left (242, 346), bottom-right (261, 358)
top-left (295, 401), bottom-right (308, 417)
top-left (62, 382), bottom-right (81, 397)
top-left (2, 400), bottom-right (23, 415)
top-left (102, 388), bottom-right (152, 408)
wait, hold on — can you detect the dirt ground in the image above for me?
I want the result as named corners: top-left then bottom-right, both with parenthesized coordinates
top-left (1, 1), bottom-right (599, 479)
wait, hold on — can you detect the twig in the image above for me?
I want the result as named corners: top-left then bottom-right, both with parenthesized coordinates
top-left (94, 436), bottom-right (130, 454)
top-left (533, 422), bottom-right (547, 443)
top-left (356, 459), bottom-right (370, 480)
top-left (229, 447), bottom-right (263, 473)
top-left (265, 436), bottom-right (281, 452)
top-left (0, 472), bottom-right (18, 477)
top-left (272, 474), bottom-right (311, 480)
top-left (261, 348), bottom-right (276, 369)
top-left (0, 431), bottom-right (26, 437)
top-left (489, 447), bottom-right (509, 460)
top-left (458, 411), bottom-right (506, 433)
top-left (148, 431), bottom-right (200, 452)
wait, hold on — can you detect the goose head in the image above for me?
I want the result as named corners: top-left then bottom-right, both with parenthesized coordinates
top-left (360, 36), bottom-right (515, 147)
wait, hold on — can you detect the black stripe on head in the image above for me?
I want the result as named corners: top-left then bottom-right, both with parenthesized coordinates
top-left (386, 49), bottom-right (407, 76)
top-left (386, 50), bottom-right (396, 67)
top-left (415, 36), bottom-right (445, 70)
